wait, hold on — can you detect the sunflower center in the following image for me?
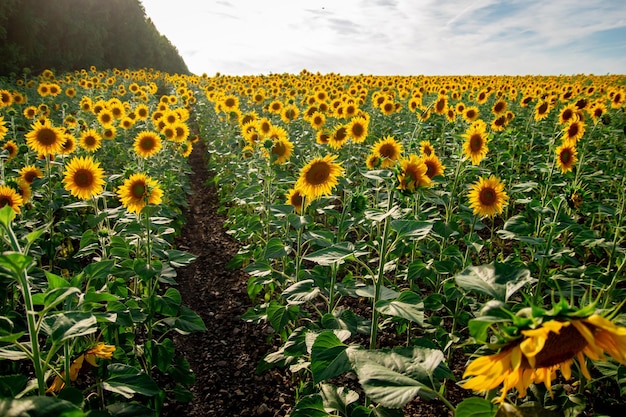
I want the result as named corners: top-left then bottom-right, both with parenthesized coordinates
top-left (140, 138), bottom-right (156, 150)
top-left (272, 141), bottom-right (287, 157)
top-left (351, 124), bottom-right (364, 137)
top-left (469, 134), bottom-right (484, 152)
top-left (538, 102), bottom-right (549, 114)
top-left (0, 196), bottom-right (12, 208)
top-left (74, 169), bottom-right (94, 188)
top-left (305, 162), bottom-right (331, 185)
top-left (533, 324), bottom-right (589, 368)
top-left (379, 144), bottom-right (397, 159)
top-left (36, 128), bottom-right (58, 145)
top-left (478, 187), bottom-right (497, 205)
top-left (334, 127), bottom-right (347, 142)
top-left (131, 182), bottom-right (147, 199)
top-left (568, 124), bottom-right (579, 138)
top-left (85, 136), bottom-right (97, 146)
top-left (560, 149), bottom-right (572, 163)
top-left (290, 193), bottom-right (303, 206)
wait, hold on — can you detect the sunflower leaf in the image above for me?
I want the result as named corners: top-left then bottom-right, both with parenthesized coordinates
top-left (454, 262), bottom-right (534, 301)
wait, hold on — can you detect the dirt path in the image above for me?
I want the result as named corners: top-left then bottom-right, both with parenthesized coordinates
top-left (164, 141), bottom-right (293, 417)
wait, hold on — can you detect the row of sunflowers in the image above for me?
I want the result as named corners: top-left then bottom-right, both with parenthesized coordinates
top-left (196, 70), bottom-right (626, 416)
top-left (1, 66), bottom-right (626, 416)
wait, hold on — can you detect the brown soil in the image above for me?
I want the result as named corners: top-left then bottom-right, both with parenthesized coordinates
top-left (162, 141), bottom-right (462, 416)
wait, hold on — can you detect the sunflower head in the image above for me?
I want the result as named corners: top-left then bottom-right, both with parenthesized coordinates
top-left (467, 175), bottom-right (509, 217)
top-left (62, 155), bottom-right (106, 200)
top-left (117, 173), bottom-right (163, 214)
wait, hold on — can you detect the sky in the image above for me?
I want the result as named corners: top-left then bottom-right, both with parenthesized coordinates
top-left (139, 0), bottom-right (626, 77)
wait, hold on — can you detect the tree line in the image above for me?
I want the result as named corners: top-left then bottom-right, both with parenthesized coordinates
top-left (0, 0), bottom-right (189, 77)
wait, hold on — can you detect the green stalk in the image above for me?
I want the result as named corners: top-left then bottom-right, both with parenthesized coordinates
top-left (370, 186), bottom-right (394, 350)
top-left (533, 198), bottom-right (563, 305)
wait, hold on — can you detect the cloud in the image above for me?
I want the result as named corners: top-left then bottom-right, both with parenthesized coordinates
top-left (140, 0), bottom-right (626, 75)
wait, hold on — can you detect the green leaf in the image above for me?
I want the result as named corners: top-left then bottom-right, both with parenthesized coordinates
top-left (311, 331), bottom-right (354, 383)
top-left (355, 285), bottom-right (398, 301)
top-left (166, 249), bottom-right (197, 268)
top-left (455, 397), bottom-right (498, 417)
top-left (153, 338), bottom-right (175, 373)
top-left (375, 291), bottom-right (424, 325)
top-left (103, 364), bottom-right (160, 398)
top-left (106, 402), bottom-right (155, 417)
top-left (454, 262), bottom-right (535, 301)
top-left (390, 219), bottom-right (433, 240)
top-left (282, 279), bottom-right (320, 304)
top-left (350, 347), bottom-right (451, 409)
top-left (167, 356), bottom-right (195, 385)
top-left (290, 394), bottom-right (330, 417)
top-left (38, 287), bottom-right (81, 312)
top-left (0, 345), bottom-right (30, 360)
top-left (45, 270), bottom-right (69, 289)
top-left (264, 237), bottom-right (291, 259)
top-left (266, 301), bottom-right (299, 333)
top-left (0, 205), bottom-right (16, 230)
top-left (0, 253), bottom-right (33, 279)
top-left (133, 259), bottom-right (162, 282)
top-left (320, 383), bottom-right (359, 415)
top-left (303, 242), bottom-right (355, 266)
top-left (0, 396), bottom-right (85, 417)
top-left (84, 260), bottom-right (115, 282)
top-left (0, 374), bottom-right (27, 397)
top-left (41, 312), bottom-right (97, 343)
top-left (163, 306), bottom-right (206, 334)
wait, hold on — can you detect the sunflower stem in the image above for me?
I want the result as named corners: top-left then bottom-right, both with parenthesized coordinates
top-left (534, 197), bottom-right (563, 305)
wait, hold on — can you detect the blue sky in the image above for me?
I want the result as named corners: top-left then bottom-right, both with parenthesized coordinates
top-left (140, 0), bottom-right (626, 76)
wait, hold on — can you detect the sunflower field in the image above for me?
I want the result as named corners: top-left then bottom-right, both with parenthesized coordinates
top-left (0, 68), bottom-right (625, 417)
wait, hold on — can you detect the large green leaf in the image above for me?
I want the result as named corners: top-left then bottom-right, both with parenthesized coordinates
top-left (266, 301), bottom-right (299, 333)
top-left (106, 402), bottom-right (154, 417)
top-left (264, 237), bottom-right (291, 259)
top-left (303, 242), bottom-right (355, 266)
top-left (390, 219), bottom-right (433, 240)
top-left (375, 291), bottom-right (424, 325)
top-left (350, 347), bottom-right (452, 409)
top-left (102, 364), bottom-right (160, 399)
top-left (0, 253), bottom-right (33, 279)
top-left (0, 397), bottom-right (84, 417)
top-left (454, 262), bottom-right (534, 301)
top-left (455, 397), bottom-right (498, 417)
top-left (311, 331), bottom-right (355, 383)
top-left (290, 394), bottom-right (329, 417)
top-left (282, 279), bottom-right (320, 304)
top-left (319, 383), bottom-right (359, 415)
top-left (41, 312), bottom-right (97, 343)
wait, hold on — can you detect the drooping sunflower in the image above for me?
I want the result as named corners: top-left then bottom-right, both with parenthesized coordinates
top-left (419, 140), bottom-right (435, 157)
top-left (534, 100), bottom-right (552, 121)
top-left (365, 153), bottom-right (382, 170)
top-left (25, 119), bottom-right (66, 155)
top-left (588, 101), bottom-right (607, 124)
top-left (295, 154), bottom-right (344, 201)
top-left (371, 136), bottom-right (403, 168)
top-left (62, 155), bottom-right (106, 200)
top-left (133, 131), bottom-right (163, 158)
top-left (270, 137), bottom-right (294, 165)
top-left (462, 310), bottom-right (626, 403)
top-left (422, 154), bottom-right (446, 179)
top-left (316, 130), bottom-right (331, 145)
top-left (116, 173), bottom-right (163, 214)
top-left (555, 142), bottom-right (578, 173)
top-left (397, 154), bottom-right (431, 192)
top-left (462, 123), bottom-right (489, 166)
top-left (0, 185), bottom-right (24, 214)
top-left (78, 129), bottom-right (103, 152)
top-left (19, 165), bottom-right (43, 184)
top-left (467, 175), bottom-right (509, 217)
top-left (285, 187), bottom-right (305, 213)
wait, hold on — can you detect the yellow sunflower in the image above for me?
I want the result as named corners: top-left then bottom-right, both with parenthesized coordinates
top-left (462, 315), bottom-right (626, 403)
top-left (422, 154), bottom-right (446, 179)
top-left (270, 137), bottom-right (294, 165)
top-left (79, 129), bottom-right (103, 152)
top-left (462, 123), bottom-right (489, 166)
top-left (555, 142), bottom-right (578, 173)
top-left (0, 185), bottom-right (24, 214)
top-left (97, 108), bottom-right (115, 127)
top-left (133, 131), bottom-right (163, 158)
top-left (62, 155), bottom-right (106, 200)
top-left (295, 154), bottom-right (344, 201)
top-left (19, 165), bottom-right (43, 184)
top-left (286, 187), bottom-right (305, 213)
top-left (365, 154), bottom-right (382, 170)
top-left (467, 175), bottom-right (509, 217)
top-left (397, 154), bottom-right (431, 192)
top-left (25, 119), bottom-right (66, 155)
top-left (534, 100), bottom-right (552, 121)
top-left (419, 140), bottom-right (435, 157)
top-left (2, 140), bottom-right (19, 160)
top-left (371, 136), bottom-right (403, 168)
top-left (346, 116), bottom-right (369, 143)
top-left (328, 125), bottom-right (349, 150)
top-left (117, 173), bottom-right (163, 214)
top-left (562, 120), bottom-right (585, 144)
top-left (463, 106), bottom-right (480, 123)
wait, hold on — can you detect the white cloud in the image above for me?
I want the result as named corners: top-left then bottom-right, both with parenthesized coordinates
top-left (140, 0), bottom-right (626, 75)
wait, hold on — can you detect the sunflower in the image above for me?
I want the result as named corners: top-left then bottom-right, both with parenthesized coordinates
top-left (588, 101), bottom-right (607, 124)
top-left (562, 120), bottom-right (585, 144)
top-left (308, 111), bottom-right (326, 130)
top-left (462, 123), bottom-right (489, 166)
top-left (397, 154), bottom-right (431, 192)
top-left (133, 131), bottom-right (163, 158)
top-left (419, 140), bottom-right (435, 157)
top-left (422, 154), bottom-right (446, 179)
top-left (79, 129), bottom-right (103, 152)
top-left (25, 119), bottom-right (66, 155)
top-left (463, 106), bottom-right (480, 123)
top-left (270, 137), bottom-right (294, 165)
top-left (2, 140), bottom-right (19, 160)
top-left (555, 142), bottom-right (578, 173)
top-left (328, 125), bottom-right (349, 150)
top-left (286, 187), bottom-right (305, 213)
top-left (97, 108), bottom-right (115, 127)
top-left (316, 131), bottom-right (331, 146)
top-left (117, 173), bottom-right (163, 214)
top-left (62, 155), bottom-right (106, 200)
top-left (0, 185), bottom-right (23, 214)
top-left (295, 154), bottom-right (344, 201)
top-left (462, 314), bottom-right (626, 403)
top-left (371, 136), bottom-right (403, 168)
top-left (534, 100), bottom-right (551, 121)
top-left (467, 175), bottom-right (509, 217)
top-left (0, 89), bottom-right (13, 107)
top-left (47, 343), bottom-right (115, 394)
top-left (23, 106), bottom-right (38, 119)
top-left (346, 116), bottom-right (369, 143)
top-left (365, 153), bottom-right (382, 170)
top-left (19, 165), bottom-right (43, 184)
top-left (60, 133), bottom-right (77, 156)
top-left (492, 99), bottom-right (507, 115)
top-left (17, 180), bottom-right (31, 204)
